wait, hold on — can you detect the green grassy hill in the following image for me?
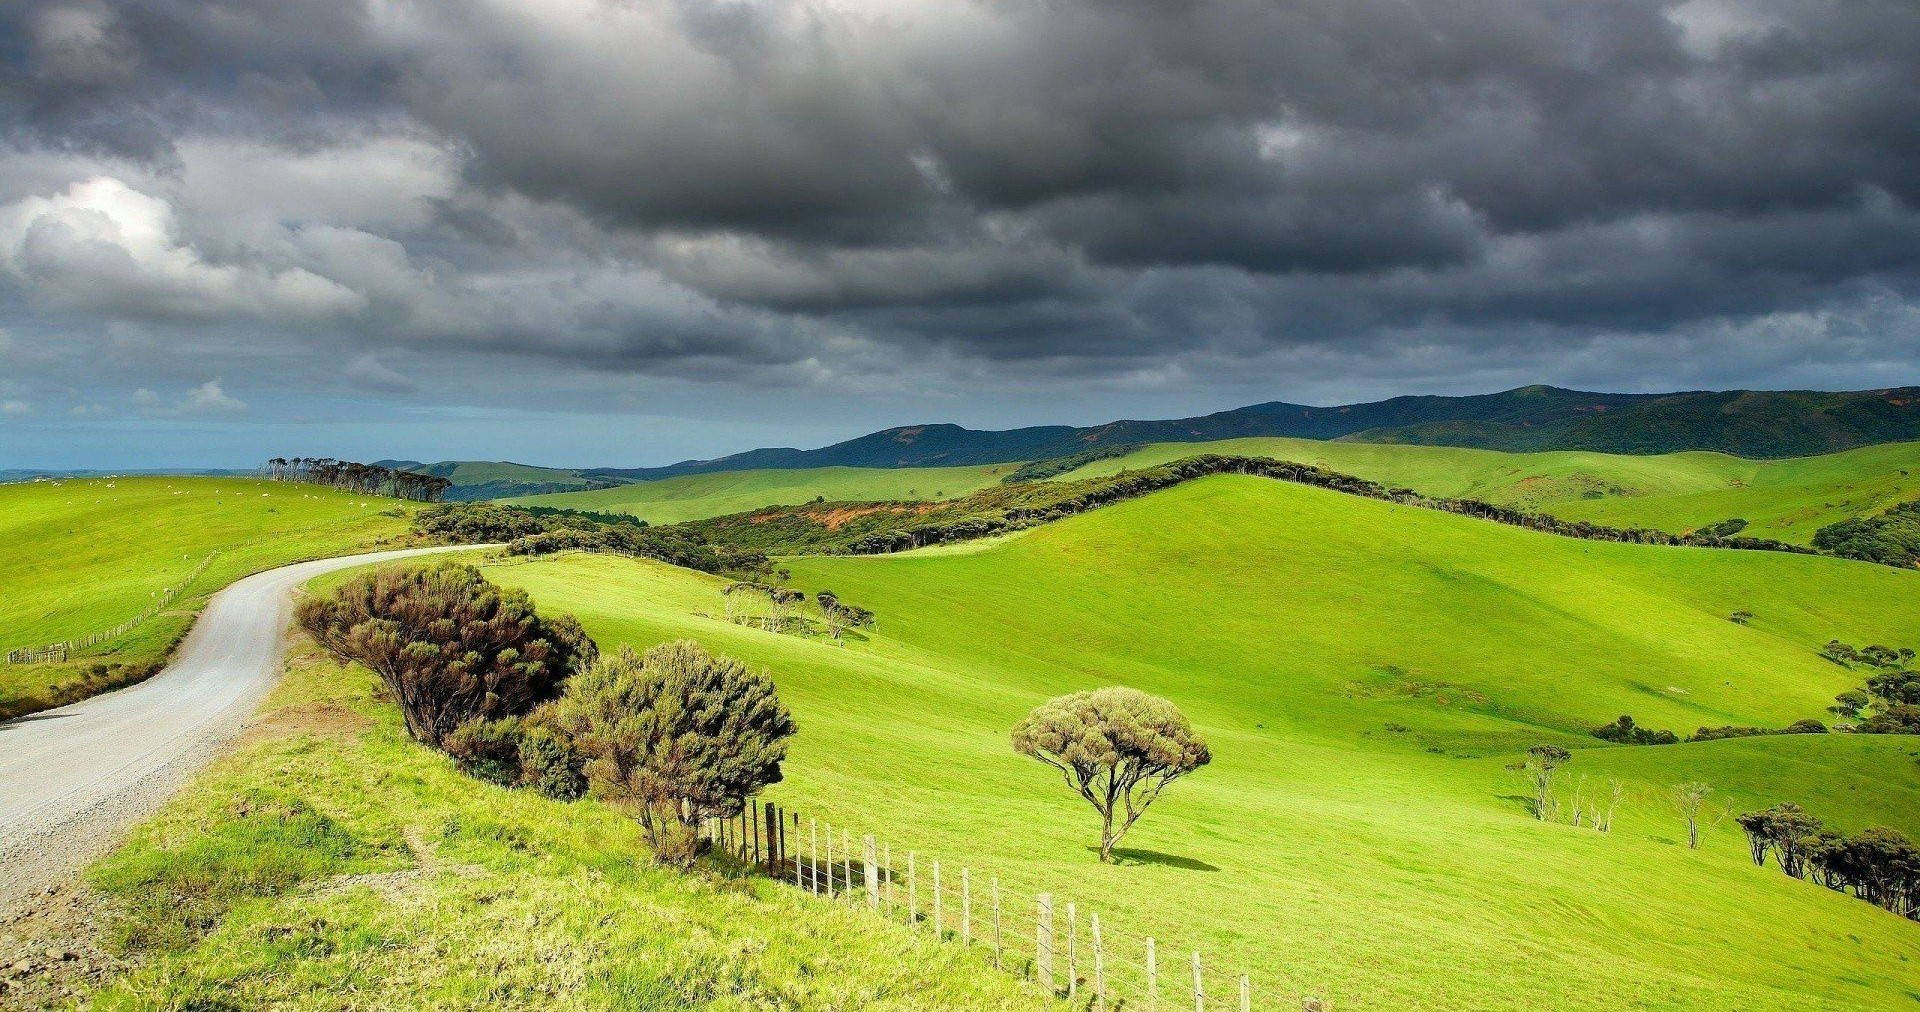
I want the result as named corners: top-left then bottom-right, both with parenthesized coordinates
top-left (508, 464), bottom-right (1015, 524)
top-left (0, 476), bottom-right (415, 718)
top-left (474, 478), bottom-right (1920, 1011)
top-left (1055, 437), bottom-right (1920, 544)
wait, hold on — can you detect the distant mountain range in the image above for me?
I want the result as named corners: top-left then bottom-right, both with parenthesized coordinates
top-left (579, 384), bottom-right (1920, 482)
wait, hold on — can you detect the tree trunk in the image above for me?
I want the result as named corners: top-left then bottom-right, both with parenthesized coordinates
top-left (1099, 809), bottom-right (1116, 863)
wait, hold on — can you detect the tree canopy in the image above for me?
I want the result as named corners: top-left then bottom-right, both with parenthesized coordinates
top-left (1012, 686), bottom-right (1211, 863)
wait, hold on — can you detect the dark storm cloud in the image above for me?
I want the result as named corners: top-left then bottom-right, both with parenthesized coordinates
top-left (1, 0), bottom-right (1918, 426)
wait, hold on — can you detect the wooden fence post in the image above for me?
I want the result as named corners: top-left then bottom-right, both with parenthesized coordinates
top-left (1036, 893), bottom-right (1055, 993)
top-left (908, 852), bottom-right (918, 924)
top-left (823, 822), bottom-right (833, 896)
top-left (765, 802), bottom-right (778, 874)
top-left (1066, 901), bottom-right (1077, 1000)
top-left (1091, 912), bottom-right (1106, 1005)
top-left (863, 835), bottom-right (879, 910)
top-left (933, 860), bottom-right (944, 938)
top-left (992, 878), bottom-right (1003, 968)
top-left (842, 829), bottom-right (852, 902)
top-left (1147, 937), bottom-right (1158, 1010)
top-left (1193, 951), bottom-right (1204, 1012)
top-left (1239, 974), bottom-right (1251, 1012)
top-left (961, 868), bottom-right (974, 945)
top-left (883, 842), bottom-right (892, 910)
top-left (809, 819), bottom-right (820, 894)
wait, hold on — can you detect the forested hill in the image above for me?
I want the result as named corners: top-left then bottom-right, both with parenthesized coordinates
top-left (585, 385), bottom-right (1920, 481)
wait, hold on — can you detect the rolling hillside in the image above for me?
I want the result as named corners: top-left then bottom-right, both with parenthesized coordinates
top-left (507, 463), bottom-right (1015, 524)
top-left (478, 477), bottom-right (1920, 1011)
top-left (1052, 438), bottom-right (1920, 544)
top-left (0, 476), bottom-right (416, 719)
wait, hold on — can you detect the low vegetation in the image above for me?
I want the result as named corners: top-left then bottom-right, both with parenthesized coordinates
top-left (1812, 499), bottom-right (1920, 567)
top-left (1590, 715), bottom-right (1678, 746)
top-left (999, 445), bottom-right (1141, 484)
top-left (1821, 640), bottom-right (1920, 733)
top-left (411, 501), bottom-right (768, 576)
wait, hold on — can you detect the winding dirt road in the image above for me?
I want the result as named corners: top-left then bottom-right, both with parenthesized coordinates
top-left (0, 546), bottom-right (484, 911)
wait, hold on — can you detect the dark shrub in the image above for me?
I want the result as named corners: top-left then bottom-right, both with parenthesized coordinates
top-left (518, 720), bottom-right (587, 801)
top-left (553, 641), bottom-right (796, 865)
top-left (1592, 714), bottom-right (1678, 745)
top-left (444, 717), bottom-right (525, 787)
top-left (298, 563), bottom-right (597, 748)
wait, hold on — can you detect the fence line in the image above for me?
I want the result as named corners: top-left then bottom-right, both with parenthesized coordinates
top-left (5, 552), bottom-right (218, 665)
top-left (702, 800), bottom-right (1334, 1010)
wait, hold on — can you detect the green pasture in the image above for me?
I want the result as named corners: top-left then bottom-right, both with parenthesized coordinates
top-left (508, 464), bottom-right (1015, 524)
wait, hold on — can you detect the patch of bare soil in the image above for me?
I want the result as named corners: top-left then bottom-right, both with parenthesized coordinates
top-left (0, 882), bottom-right (122, 1010)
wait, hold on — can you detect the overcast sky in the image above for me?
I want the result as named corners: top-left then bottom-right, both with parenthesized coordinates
top-left (2, 0), bottom-right (1917, 468)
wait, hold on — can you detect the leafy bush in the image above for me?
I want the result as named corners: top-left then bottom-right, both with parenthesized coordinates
top-left (1695, 518), bottom-right (1749, 538)
top-left (553, 641), bottom-right (795, 865)
top-left (1591, 714), bottom-right (1678, 745)
top-left (1001, 444), bottom-right (1142, 483)
top-left (413, 501), bottom-right (766, 575)
top-left (298, 563), bottom-right (597, 748)
top-left (518, 718), bottom-right (587, 801)
top-left (444, 717), bottom-right (526, 787)
top-left (1689, 721), bottom-right (1826, 741)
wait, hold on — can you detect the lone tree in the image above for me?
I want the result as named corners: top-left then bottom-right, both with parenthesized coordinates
top-left (1672, 781), bottom-right (1713, 849)
top-left (298, 563), bottom-right (596, 748)
top-left (1522, 745), bottom-right (1571, 821)
top-left (1011, 687), bottom-right (1211, 863)
top-left (554, 641), bottom-right (795, 865)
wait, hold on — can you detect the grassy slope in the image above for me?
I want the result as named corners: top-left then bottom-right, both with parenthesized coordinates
top-left (81, 641), bottom-right (1054, 1011)
top-left (1056, 437), bottom-right (1920, 543)
top-left (0, 476), bottom-right (414, 717)
top-left (508, 464), bottom-right (1016, 524)
top-left (480, 479), bottom-right (1920, 1011)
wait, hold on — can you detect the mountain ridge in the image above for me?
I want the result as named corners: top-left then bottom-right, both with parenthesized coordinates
top-left (579, 384), bottom-right (1920, 481)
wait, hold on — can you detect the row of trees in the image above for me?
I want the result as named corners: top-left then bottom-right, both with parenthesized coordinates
top-left (411, 502), bottom-right (769, 577)
top-left (829, 454), bottom-right (1823, 558)
top-left (300, 563), bottom-right (795, 865)
top-left (721, 583), bottom-right (874, 641)
top-left (1738, 803), bottom-right (1919, 919)
top-left (263, 457), bottom-right (451, 502)
top-left (1823, 640), bottom-right (1920, 733)
top-left (1520, 746), bottom-right (1727, 847)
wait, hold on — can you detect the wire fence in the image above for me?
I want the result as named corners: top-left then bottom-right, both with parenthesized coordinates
top-left (4, 552), bottom-right (218, 665)
top-left (703, 801), bottom-right (1336, 1010)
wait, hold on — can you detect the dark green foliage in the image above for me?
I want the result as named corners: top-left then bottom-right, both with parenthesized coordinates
top-left (679, 454), bottom-right (1822, 560)
top-left (444, 717), bottom-right (525, 787)
top-left (1736, 803), bottom-right (1824, 878)
top-left (1812, 500), bottom-right (1920, 567)
top-left (1012, 687), bottom-right (1211, 862)
top-left (262, 457), bottom-right (451, 502)
top-left (1808, 827), bottom-right (1920, 917)
top-left (297, 563), bottom-right (597, 749)
top-left (552, 641), bottom-right (795, 865)
top-left (517, 718), bottom-right (588, 801)
top-left (1001, 444), bottom-right (1142, 483)
top-left (1689, 722), bottom-right (1826, 741)
top-left (1695, 518), bottom-right (1749, 538)
top-left (411, 502), bottom-right (765, 576)
top-left (1591, 714), bottom-right (1678, 745)
top-left (1822, 640), bottom-right (1920, 733)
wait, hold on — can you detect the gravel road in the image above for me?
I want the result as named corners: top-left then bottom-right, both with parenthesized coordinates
top-left (0, 545), bottom-right (486, 914)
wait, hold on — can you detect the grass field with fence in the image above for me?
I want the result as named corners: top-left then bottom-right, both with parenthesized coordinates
top-left (0, 476), bottom-right (417, 718)
top-left (480, 475), bottom-right (1920, 1011)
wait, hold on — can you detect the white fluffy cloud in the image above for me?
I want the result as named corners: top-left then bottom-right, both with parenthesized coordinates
top-left (0, 177), bottom-right (366, 323)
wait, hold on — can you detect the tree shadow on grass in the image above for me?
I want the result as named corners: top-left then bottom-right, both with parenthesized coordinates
top-left (1092, 846), bottom-right (1220, 872)
top-left (1496, 794), bottom-right (1537, 816)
